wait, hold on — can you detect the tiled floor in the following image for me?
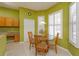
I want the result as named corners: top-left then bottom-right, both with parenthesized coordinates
top-left (5, 42), bottom-right (71, 56)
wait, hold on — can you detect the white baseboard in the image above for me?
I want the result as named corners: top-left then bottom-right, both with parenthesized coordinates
top-left (58, 46), bottom-right (72, 56)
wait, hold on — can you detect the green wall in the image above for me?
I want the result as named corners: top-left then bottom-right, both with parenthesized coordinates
top-left (47, 2), bottom-right (79, 56)
top-left (47, 2), bottom-right (70, 49)
top-left (0, 34), bottom-right (7, 55)
top-left (36, 10), bottom-right (48, 34)
top-left (0, 7), bottom-right (19, 32)
top-left (0, 2), bottom-right (79, 56)
top-left (19, 2), bottom-right (79, 56)
top-left (0, 28), bottom-right (19, 32)
top-left (0, 7), bottom-right (19, 19)
top-left (19, 8), bottom-right (48, 42)
top-left (19, 7), bottom-right (37, 42)
top-left (68, 42), bottom-right (79, 56)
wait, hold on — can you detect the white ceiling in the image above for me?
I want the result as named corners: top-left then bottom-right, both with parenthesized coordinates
top-left (0, 2), bottom-right (57, 10)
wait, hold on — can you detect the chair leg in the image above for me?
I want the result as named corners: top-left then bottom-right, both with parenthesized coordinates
top-left (32, 44), bottom-right (34, 47)
top-left (35, 48), bottom-right (37, 56)
top-left (55, 46), bottom-right (57, 54)
top-left (29, 44), bottom-right (31, 50)
top-left (35, 52), bottom-right (37, 56)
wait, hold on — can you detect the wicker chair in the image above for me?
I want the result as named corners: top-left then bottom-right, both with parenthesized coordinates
top-left (28, 32), bottom-right (34, 49)
top-left (34, 35), bottom-right (50, 56)
top-left (54, 33), bottom-right (59, 54)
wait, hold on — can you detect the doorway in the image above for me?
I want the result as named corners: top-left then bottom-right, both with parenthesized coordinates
top-left (24, 19), bottom-right (35, 42)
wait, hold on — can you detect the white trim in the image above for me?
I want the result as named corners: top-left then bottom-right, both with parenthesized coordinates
top-left (69, 40), bottom-right (79, 48)
top-left (58, 46), bottom-right (72, 56)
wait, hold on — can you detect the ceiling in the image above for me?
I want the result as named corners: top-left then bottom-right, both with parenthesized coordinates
top-left (0, 2), bottom-right (57, 10)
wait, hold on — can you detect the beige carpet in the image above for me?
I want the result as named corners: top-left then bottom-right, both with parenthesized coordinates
top-left (5, 42), bottom-right (71, 56)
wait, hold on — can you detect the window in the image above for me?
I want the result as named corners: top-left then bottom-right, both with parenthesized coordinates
top-left (48, 10), bottom-right (63, 40)
top-left (69, 3), bottom-right (76, 44)
top-left (48, 13), bottom-right (54, 39)
top-left (54, 11), bottom-right (62, 38)
top-left (38, 16), bottom-right (45, 35)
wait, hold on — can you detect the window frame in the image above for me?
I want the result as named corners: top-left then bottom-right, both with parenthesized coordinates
top-left (48, 9), bottom-right (63, 40)
top-left (38, 16), bottom-right (45, 35)
top-left (69, 2), bottom-right (77, 47)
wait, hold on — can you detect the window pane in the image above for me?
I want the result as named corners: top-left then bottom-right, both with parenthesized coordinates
top-left (48, 14), bottom-right (54, 25)
top-left (73, 24), bottom-right (76, 32)
top-left (55, 12), bottom-right (62, 24)
top-left (55, 25), bottom-right (61, 37)
top-left (49, 35), bottom-right (54, 40)
top-left (48, 10), bottom-right (63, 39)
top-left (73, 15), bottom-right (76, 23)
top-left (73, 32), bottom-right (76, 36)
top-left (49, 26), bottom-right (54, 35)
top-left (48, 13), bottom-right (54, 40)
top-left (73, 35), bottom-right (76, 39)
top-left (70, 3), bottom-right (76, 16)
top-left (72, 35), bottom-right (76, 43)
top-left (55, 25), bottom-right (61, 30)
top-left (70, 3), bottom-right (76, 23)
top-left (38, 16), bottom-right (45, 34)
top-left (69, 3), bottom-right (76, 44)
top-left (54, 10), bottom-right (63, 38)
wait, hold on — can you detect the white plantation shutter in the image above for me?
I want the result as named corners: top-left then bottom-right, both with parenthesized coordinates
top-left (48, 10), bottom-right (63, 40)
top-left (48, 13), bottom-right (54, 39)
top-left (69, 3), bottom-right (76, 44)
